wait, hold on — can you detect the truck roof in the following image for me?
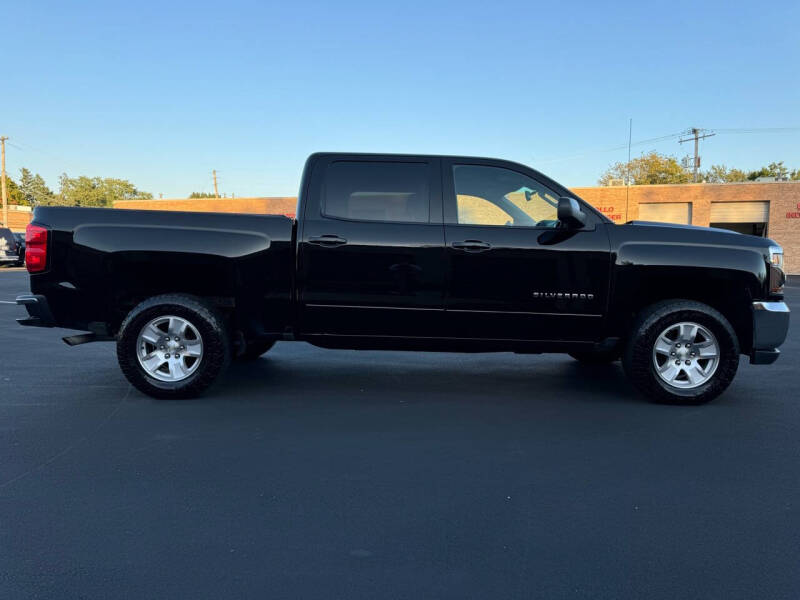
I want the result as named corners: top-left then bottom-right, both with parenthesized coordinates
top-left (308, 151), bottom-right (536, 169)
top-left (305, 152), bottom-right (608, 223)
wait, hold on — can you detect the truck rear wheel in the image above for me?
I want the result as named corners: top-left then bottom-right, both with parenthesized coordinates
top-left (117, 294), bottom-right (231, 399)
top-left (622, 300), bottom-right (740, 405)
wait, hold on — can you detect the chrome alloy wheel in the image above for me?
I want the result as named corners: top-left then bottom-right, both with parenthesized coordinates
top-left (136, 315), bottom-right (203, 382)
top-left (652, 322), bottom-right (720, 389)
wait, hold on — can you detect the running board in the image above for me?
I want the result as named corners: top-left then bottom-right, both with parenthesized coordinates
top-left (63, 333), bottom-right (102, 346)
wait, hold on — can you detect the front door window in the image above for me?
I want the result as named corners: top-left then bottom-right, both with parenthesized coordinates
top-left (452, 165), bottom-right (560, 228)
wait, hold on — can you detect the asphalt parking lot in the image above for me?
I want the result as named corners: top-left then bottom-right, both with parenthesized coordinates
top-left (0, 269), bottom-right (798, 599)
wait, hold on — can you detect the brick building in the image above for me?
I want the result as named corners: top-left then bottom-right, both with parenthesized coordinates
top-left (114, 196), bottom-right (297, 218)
top-left (572, 181), bottom-right (800, 273)
top-left (5, 182), bottom-right (799, 273)
top-left (2, 205), bottom-right (33, 231)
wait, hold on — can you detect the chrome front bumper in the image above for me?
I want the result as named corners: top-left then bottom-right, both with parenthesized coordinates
top-left (750, 301), bottom-right (790, 364)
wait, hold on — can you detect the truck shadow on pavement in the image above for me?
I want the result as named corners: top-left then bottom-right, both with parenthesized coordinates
top-left (217, 347), bottom-right (642, 406)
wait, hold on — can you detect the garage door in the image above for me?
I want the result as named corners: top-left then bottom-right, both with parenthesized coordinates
top-left (638, 203), bottom-right (692, 224)
top-left (710, 201), bottom-right (769, 223)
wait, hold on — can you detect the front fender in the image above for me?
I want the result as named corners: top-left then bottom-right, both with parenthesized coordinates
top-left (607, 240), bottom-right (768, 352)
top-left (615, 241), bottom-right (766, 295)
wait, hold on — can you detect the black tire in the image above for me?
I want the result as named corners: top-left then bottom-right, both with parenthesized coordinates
top-left (235, 339), bottom-right (276, 361)
top-left (622, 299), bottom-right (739, 405)
top-left (117, 294), bottom-right (231, 399)
top-left (569, 348), bottom-right (621, 364)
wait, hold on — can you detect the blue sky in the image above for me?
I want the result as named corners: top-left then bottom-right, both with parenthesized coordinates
top-left (3, 0), bottom-right (799, 198)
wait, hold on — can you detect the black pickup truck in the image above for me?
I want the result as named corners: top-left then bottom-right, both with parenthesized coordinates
top-left (16, 153), bottom-right (790, 403)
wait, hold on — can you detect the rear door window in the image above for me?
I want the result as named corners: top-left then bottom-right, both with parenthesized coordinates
top-left (323, 161), bottom-right (431, 223)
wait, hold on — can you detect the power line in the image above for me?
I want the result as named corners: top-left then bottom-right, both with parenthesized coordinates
top-left (536, 125), bottom-right (800, 166)
top-left (3, 137), bottom-right (91, 173)
top-left (536, 131), bottom-right (685, 164)
top-left (712, 127), bottom-right (800, 134)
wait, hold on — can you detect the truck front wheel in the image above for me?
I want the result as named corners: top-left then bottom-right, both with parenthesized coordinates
top-left (117, 294), bottom-right (231, 399)
top-left (622, 300), bottom-right (740, 405)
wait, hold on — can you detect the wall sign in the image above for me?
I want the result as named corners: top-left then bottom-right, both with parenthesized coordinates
top-left (596, 206), bottom-right (623, 221)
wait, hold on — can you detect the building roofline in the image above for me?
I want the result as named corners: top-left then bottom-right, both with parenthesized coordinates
top-left (572, 180), bottom-right (800, 190)
top-left (114, 196), bottom-right (296, 204)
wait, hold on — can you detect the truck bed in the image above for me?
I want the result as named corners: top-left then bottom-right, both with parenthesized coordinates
top-left (28, 206), bottom-right (296, 334)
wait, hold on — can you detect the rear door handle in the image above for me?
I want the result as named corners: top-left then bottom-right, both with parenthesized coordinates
top-left (308, 235), bottom-right (348, 247)
top-left (451, 240), bottom-right (492, 252)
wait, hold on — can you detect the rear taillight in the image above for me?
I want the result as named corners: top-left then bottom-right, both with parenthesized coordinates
top-left (25, 224), bottom-right (48, 273)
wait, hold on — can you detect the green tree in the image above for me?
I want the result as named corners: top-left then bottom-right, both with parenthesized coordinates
top-left (768, 161), bottom-right (789, 179)
top-left (54, 174), bottom-right (152, 206)
top-left (31, 173), bottom-right (55, 205)
top-left (599, 151), bottom-right (691, 186)
top-left (747, 161), bottom-right (790, 181)
top-left (703, 164), bottom-right (749, 183)
top-left (1, 175), bottom-right (26, 205)
top-left (188, 192), bottom-right (217, 198)
top-left (18, 167), bottom-right (55, 206)
top-left (18, 168), bottom-right (35, 205)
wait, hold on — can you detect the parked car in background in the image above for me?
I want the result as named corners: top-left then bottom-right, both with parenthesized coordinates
top-left (12, 232), bottom-right (25, 266)
top-left (0, 227), bottom-right (22, 267)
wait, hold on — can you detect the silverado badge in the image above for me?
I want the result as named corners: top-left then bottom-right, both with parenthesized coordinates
top-left (532, 292), bottom-right (595, 300)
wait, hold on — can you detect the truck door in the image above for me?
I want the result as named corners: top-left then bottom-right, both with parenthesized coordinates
top-left (297, 156), bottom-right (446, 337)
top-left (441, 159), bottom-right (611, 342)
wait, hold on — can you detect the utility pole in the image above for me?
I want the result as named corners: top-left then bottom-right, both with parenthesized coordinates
top-left (212, 170), bottom-right (219, 198)
top-left (1, 136), bottom-right (8, 228)
top-left (626, 118), bottom-right (632, 221)
top-left (679, 128), bottom-right (715, 182)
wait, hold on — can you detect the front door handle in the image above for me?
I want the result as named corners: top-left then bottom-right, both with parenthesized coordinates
top-left (451, 240), bottom-right (492, 252)
top-left (308, 235), bottom-right (348, 247)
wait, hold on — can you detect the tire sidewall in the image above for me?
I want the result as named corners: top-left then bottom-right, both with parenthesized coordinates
top-left (117, 297), bottom-right (229, 398)
top-left (625, 302), bottom-right (740, 404)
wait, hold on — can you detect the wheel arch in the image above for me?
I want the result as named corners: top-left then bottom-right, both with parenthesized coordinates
top-left (610, 269), bottom-right (755, 354)
top-left (116, 292), bottom-right (232, 399)
top-left (104, 251), bottom-right (289, 340)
